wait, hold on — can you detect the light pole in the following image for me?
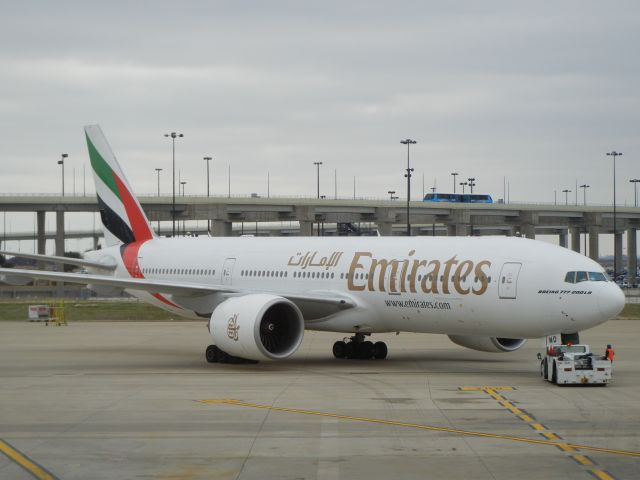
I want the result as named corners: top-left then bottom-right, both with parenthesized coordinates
top-left (313, 162), bottom-right (323, 198)
top-left (562, 189), bottom-right (571, 205)
top-left (467, 177), bottom-right (476, 194)
top-left (451, 172), bottom-right (458, 193)
top-left (460, 181), bottom-right (468, 194)
top-left (400, 138), bottom-right (416, 236)
top-left (630, 179), bottom-right (640, 208)
top-left (579, 184), bottom-right (590, 206)
top-left (607, 151), bottom-right (623, 280)
top-left (203, 156), bottom-right (212, 234)
top-left (57, 154), bottom-right (68, 196)
top-left (554, 190), bottom-right (557, 206)
top-left (164, 132), bottom-right (184, 237)
top-left (180, 181), bottom-right (187, 236)
top-left (388, 190), bottom-right (396, 200)
top-left (155, 168), bottom-right (162, 234)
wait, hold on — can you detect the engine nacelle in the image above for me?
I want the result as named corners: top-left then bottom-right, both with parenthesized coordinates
top-left (210, 294), bottom-right (304, 361)
top-left (448, 335), bottom-right (526, 353)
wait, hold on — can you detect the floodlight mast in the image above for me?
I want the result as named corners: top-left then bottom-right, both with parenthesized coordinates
top-left (400, 139), bottom-right (417, 236)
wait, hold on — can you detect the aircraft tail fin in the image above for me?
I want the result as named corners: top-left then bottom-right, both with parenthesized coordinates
top-left (84, 125), bottom-right (155, 247)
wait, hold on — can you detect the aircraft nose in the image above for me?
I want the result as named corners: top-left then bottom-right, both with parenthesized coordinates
top-left (598, 283), bottom-right (625, 319)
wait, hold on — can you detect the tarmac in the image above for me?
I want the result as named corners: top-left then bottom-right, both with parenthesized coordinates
top-left (0, 319), bottom-right (639, 480)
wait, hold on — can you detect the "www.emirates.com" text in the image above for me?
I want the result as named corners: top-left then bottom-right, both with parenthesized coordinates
top-left (384, 299), bottom-right (452, 310)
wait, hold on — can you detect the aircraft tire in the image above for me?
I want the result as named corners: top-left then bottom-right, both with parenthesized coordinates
top-left (206, 345), bottom-right (221, 363)
top-left (345, 342), bottom-right (356, 359)
top-left (373, 341), bottom-right (388, 360)
top-left (333, 341), bottom-right (347, 359)
top-left (360, 341), bottom-right (374, 359)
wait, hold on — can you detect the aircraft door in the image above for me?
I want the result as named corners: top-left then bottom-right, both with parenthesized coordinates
top-left (221, 258), bottom-right (236, 286)
top-left (498, 262), bottom-right (522, 299)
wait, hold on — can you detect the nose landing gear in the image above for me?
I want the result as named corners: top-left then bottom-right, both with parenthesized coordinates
top-left (332, 333), bottom-right (388, 360)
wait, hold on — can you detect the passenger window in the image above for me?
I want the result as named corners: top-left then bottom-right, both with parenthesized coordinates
top-left (564, 272), bottom-right (576, 284)
top-left (576, 271), bottom-right (588, 283)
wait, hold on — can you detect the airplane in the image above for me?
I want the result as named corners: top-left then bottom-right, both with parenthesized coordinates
top-left (0, 125), bottom-right (625, 363)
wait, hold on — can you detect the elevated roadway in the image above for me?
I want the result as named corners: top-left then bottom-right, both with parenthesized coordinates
top-left (1, 194), bottom-right (638, 280)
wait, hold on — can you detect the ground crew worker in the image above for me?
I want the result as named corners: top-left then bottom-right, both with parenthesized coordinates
top-left (605, 344), bottom-right (615, 363)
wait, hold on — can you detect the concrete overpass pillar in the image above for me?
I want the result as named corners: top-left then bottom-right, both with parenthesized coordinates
top-left (521, 224), bottom-right (536, 239)
top-left (614, 232), bottom-right (623, 279)
top-left (518, 212), bottom-right (538, 240)
top-left (447, 224), bottom-right (469, 236)
top-left (559, 229), bottom-right (568, 248)
top-left (456, 224), bottom-right (469, 236)
top-left (55, 211), bottom-right (65, 256)
top-left (447, 210), bottom-right (470, 237)
top-left (212, 220), bottom-right (232, 237)
top-left (376, 221), bottom-right (393, 236)
top-left (55, 210), bottom-right (65, 297)
top-left (299, 220), bottom-right (313, 236)
top-left (570, 227), bottom-right (581, 253)
top-left (37, 211), bottom-right (46, 255)
top-left (588, 226), bottom-right (599, 261)
top-left (627, 228), bottom-right (637, 285)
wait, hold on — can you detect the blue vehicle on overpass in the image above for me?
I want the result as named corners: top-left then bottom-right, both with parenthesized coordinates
top-left (423, 193), bottom-right (493, 204)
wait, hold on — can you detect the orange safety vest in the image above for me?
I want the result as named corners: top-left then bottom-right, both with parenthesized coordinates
top-left (606, 348), bottom-right (615, 362)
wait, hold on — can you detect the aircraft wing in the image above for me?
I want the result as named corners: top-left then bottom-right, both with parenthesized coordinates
top-left (0, 268), bottom-right (355, 311)
top-left (0, 250), bottom-right (117, 271)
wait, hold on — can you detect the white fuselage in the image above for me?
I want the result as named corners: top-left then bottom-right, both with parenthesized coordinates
top-left (88, 235), bottom-right (624, 339)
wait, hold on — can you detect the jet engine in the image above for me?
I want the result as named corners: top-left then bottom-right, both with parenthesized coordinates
top-left (209, 294), bottom-right (304, 361)
top-left (448, 335), bottom-right (526, 353)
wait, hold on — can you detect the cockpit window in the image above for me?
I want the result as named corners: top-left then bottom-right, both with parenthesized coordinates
top-left (588, 272), bottom-right (607, 282)
top-left (576, 271), bottom-right (588, 283)
top-left (565, 271), bottom-right (609, 283)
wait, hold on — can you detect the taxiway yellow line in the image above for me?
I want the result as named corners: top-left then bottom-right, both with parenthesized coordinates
top-left (197, 399), bottom-right (640, 458)
top-left (462, 386), bottom-right (619, 479)
top-left (591, 470), bottom-right (616, 480)
top-left (0, 439), bottom-right (57, 480)
top-left (573, 454), bottom-right (593, 466)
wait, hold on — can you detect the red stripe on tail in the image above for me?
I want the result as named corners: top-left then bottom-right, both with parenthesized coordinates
top-left (113, 174), bottom-right (154, 242)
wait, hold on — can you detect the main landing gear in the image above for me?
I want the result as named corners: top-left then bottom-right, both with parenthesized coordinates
top-left (205, 345), bottom-right (258, 364)
top-left (332, 333), bottom-right (388, 360)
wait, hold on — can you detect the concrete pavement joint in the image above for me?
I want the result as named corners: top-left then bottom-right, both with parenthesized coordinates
top-left (197, 398), bottom-right (640, 460)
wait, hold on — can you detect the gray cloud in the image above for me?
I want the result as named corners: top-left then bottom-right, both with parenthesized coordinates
top-left (0, 1), bottom-right (639, 247)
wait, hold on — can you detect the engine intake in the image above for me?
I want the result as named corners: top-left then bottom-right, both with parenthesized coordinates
top-left (210, 294), bottom-right (304, 361)
top-left (448, 335), bottom-right (526, 353)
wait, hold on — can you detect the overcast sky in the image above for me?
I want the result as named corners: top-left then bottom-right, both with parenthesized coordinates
top-left (1, 1), bottom-right (639, 251)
